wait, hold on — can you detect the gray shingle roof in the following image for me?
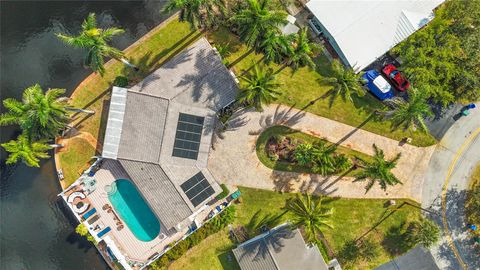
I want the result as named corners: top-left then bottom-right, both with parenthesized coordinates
top-left (117, 91), bottom-right (168, 163)
top-left (118, 159), bottom-right (193, 229)
top-left (130, 38), bottom-right (237, 111)
top-left (101, 38), bottom-right (238, 230)
top-left (233, 224), bottom-right (329, 270)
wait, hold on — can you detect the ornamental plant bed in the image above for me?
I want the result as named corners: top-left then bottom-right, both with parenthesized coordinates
top-left (256, 126), bottom-right (374, 176)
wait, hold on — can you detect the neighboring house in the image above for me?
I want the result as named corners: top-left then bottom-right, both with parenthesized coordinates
top-left (233, 223), bottom-right (330, 270)
top-left (305, 0), bottom-right (444, 70)
top-left (60, 37), bottom-right (238, 269)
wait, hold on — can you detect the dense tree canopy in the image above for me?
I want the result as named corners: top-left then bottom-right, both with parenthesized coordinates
top-left (392, 0), bottom-right (480, 105)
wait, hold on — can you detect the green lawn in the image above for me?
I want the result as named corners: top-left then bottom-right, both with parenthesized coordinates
top-left (256, 125), bottom-right (373, 175)
top-left (57, 137), bottom-right (97, 186)
top-left (208, 28), bottom-right (436, 147)
top-left (235, 187), bottom-right (422, 269)
top-left (168, 230), bottom-right (240, 270)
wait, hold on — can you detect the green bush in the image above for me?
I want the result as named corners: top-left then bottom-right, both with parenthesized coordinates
top-left (216, 184), bottom-right (230, 200)
top-left (75, 223), bottom-right (96, 244)
top-left (167, 240), bottom-right (189, 261)
top-left (149, 255), bottom-right (169, 269)
top-left (113, 76), bottom-right (129, 87)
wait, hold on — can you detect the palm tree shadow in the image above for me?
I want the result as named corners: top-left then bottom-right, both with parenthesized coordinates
top-left (237, 225), bottom-right (295, 265)
top-left (334, 113), bottom-right (379, 146)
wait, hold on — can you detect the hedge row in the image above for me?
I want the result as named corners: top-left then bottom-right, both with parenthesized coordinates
top-left (149, 205), bottom-right (236, 269)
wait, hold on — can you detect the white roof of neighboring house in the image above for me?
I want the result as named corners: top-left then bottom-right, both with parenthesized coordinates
top-left (306, 0), bottom-right (444, 69)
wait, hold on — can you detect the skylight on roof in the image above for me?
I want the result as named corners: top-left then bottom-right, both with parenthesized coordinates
top-left (180, 172), bottom-right (215, 207)
top-left (172, 113), bottom-right (205, 160)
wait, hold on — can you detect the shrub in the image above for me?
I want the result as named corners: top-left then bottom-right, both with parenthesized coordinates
top-left (166, 240), bottom-right (189, 261)
top-left (149, 255), bottom-right (169, 269)
top-left (113, 76), bottom-right (129, 87)
top-left (216, 184), bottom-right (230, 200)
top-left (75, 223), bottom-right (96, 244)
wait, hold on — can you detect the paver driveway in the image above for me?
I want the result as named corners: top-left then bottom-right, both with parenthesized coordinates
top-left (208, 104), bottom-right (435, 201)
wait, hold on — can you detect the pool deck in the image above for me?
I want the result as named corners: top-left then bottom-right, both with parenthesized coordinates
top-left (60, 159), bottom-right (228, 268)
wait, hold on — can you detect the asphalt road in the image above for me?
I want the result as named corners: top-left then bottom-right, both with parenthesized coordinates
top-left (422, 102), bottom-right (480, 270)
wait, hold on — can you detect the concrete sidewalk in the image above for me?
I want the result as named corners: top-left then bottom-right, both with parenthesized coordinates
top-left (208, 104), bottom-right (435, 201)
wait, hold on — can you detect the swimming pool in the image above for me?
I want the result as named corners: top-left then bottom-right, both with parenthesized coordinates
top-left (108, 179), bottom-right (160, 242)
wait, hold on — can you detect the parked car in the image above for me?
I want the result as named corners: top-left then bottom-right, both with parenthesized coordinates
top-left (362, 70), bottom-right (394, 100)
top-left (381, 64), bottom-right (409, 91)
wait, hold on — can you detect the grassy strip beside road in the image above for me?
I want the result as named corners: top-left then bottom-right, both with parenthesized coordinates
top-left (256, 125), bottom-right (373, 175)
top-left (208, 28), bottom-right (436, 147)
top-left (466, 163), bottom-right (480, 235)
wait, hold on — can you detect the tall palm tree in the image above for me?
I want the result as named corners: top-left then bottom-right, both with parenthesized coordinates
top-left (56, 13), bottom-right (126, 76)
top-left (284, 27), bottom-right (319, 71)
top-left (384, 88), bottom-right (433, 132)
top-left (237, 63), bottom-right (281, 111)
top-left (286, 194), bottom-right (333, 243)
top-left (258, 30), bottom-right (292, 64)
top-left (230, 0), bottom-right (287, 48)
top-left (0, 84), bottom-right (69, 140)
top-left (1, 135), bottom-right (51, 167)
top-left (163, 0), bottom-right (225, 29)
top-left (322, 59), bottom-right (366, 106)
top-left (354, 144), bottom-right (402, 192)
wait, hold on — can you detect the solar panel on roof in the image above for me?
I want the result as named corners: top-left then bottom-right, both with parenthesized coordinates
top-left (180, 172), bottom-right (215, 207)
top-left (172, 113), bottom-right (205, 160)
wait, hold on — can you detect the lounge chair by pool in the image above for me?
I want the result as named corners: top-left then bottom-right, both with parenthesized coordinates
top-left (97, 227), bottom-right (111, 238)
top-left (87, 214), bottom-right (100, 225)
top-left (82, 208), bottom-right (97, 220)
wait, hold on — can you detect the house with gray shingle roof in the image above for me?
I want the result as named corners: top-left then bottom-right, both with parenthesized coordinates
top-left (233, 224), bottom-right (330, 270)
top-left (101, 37), bottom-right (238, 231)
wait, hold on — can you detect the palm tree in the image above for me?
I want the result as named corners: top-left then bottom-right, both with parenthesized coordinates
top-left (258, 30), bottom-right (292, 64)
top-left (322, 59), bottom-right (366, 106)
top-left (1, 135), bottom-right (51, 167)
top-left (286, 194), bottom-right (333, 243)
top-left (0, 84), bottom-right (69, 140)
top-left (163, 0), bottom-right (225, 29)
top-left (283, 27), bottom-right (319, 71)
top-left (230, 0), bottom-right (287, 48)
top-left (354, 144), bottom-right (402, 192)
top-left (237, 63), bottom-right (281, 111)
top-left (311, 141), bottom-right (337, 176)
top-left (383, 88), bottom-right (433, 132)
top-left (56, 13), bottom-right (127, 76)
top-left (405, 218), bottom-right (440, 248)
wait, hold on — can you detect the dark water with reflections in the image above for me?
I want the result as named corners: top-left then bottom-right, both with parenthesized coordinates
top-left (0, 1), bottom-right (167, 269)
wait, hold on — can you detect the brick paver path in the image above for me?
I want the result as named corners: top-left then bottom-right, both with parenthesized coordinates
top-left (208, 104), bottom-right (435, 201)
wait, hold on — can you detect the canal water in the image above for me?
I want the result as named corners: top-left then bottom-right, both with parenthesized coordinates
top-left (0, 1), bottom-right (168, 269)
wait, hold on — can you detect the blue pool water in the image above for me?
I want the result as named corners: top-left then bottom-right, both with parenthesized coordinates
top-left (108, 179), bottom-right (160, 242)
